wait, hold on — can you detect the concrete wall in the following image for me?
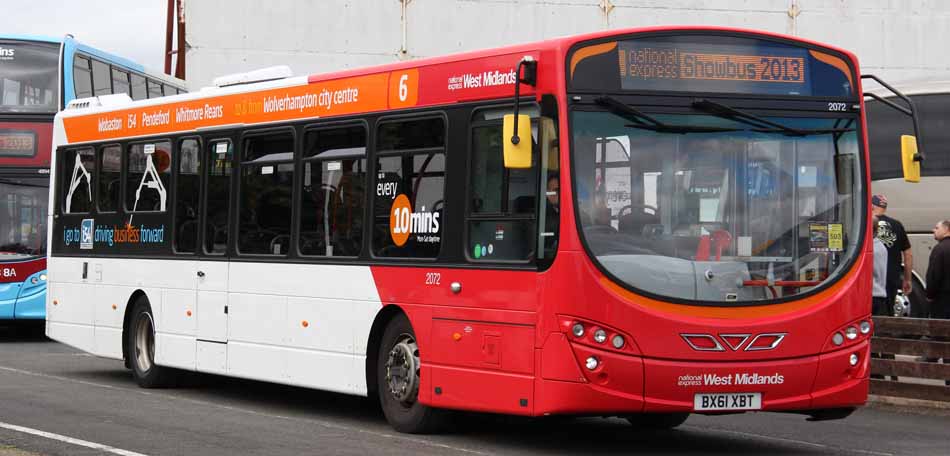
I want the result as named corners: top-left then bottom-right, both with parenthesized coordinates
top-left (185, 0), bottom-right (950, 88)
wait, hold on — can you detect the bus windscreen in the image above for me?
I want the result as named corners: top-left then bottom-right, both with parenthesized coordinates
top-left (0, 41), bottom-right (59, 113)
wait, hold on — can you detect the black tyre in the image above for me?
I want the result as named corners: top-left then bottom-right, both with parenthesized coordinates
top-left (376, 313), bottom-right (447, 433)
top-left (126, 296), bottom-right (178, 388)
top-left (625, 412), bottom-right (690, 430)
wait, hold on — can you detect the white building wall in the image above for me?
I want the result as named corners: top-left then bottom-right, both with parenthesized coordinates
top-left (185, 0), bottom-right (950, 88)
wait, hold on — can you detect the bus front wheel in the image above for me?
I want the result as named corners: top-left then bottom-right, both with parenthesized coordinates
top-left (126, 296), bottom-right (178, 388)
top-left (376, 313), bottom-right (447, 434)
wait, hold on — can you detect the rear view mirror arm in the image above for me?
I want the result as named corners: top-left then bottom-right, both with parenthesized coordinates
top-left (862, 74), bottom-right (924, 162)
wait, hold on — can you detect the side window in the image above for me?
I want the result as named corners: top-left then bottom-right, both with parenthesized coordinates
top-left (126, 141), bottom-right (171, 212)
top-left (175, 138), bottom-right (201, 253)
top-left (299, 124), bottom-right (367, 257)
top-left (98, 144), bottom-right (121, 212)
top-left (373, 117), bottom-right (445, 258)
top-left (130, 74), bottom-right (147, 101)
top-left (204, 140), bottom-right (232, 254)
top-left (147, 79), bottom-right (162, 99)
top-left (92, 59), bottom-right (111, 96)
top-left (238, 132), bottom-right (294, 255)
top-left (62, 147), bottom-right (95, 213)
top-left (111, 68), bottom-right (131, 96)
top-left (73, 56), bottom-right (93, 99)
top-left (467, 107), bottom-right (540, 261)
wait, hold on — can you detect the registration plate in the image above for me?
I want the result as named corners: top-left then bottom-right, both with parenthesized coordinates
top-left (694, 392), bottom-right (762, 411)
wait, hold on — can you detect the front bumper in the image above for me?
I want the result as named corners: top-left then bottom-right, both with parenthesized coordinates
top-left (534, 337), bottom-right (869, 416)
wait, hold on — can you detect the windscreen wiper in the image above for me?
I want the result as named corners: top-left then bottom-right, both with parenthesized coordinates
top-left (691, 99), bottom-right (855, 136)
top-left (595, 96), bottom-right (740, 134)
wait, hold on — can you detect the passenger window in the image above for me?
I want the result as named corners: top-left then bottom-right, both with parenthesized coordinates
top-left (238, 133), bottom-right (294, 255)
top-left (73, 56), bottom-right (92, 99)
top-left (62, 147), bottom-right (95, 214)
top-left (126, 141), bottom-right (171, 212)
top-left (130, 74), bottom-right (147, 100)
top-left (373, 117), bottom-right (445, 258)
top-left (299, 125), bottom-right (367, 257)
top-left (98, 145), bottom-right (121, 212)
top-left (204, 140), bottom-right (232, 254)
top-left (147, 79), bottom-right (162, 99)
top-left (175, 138), bottom-right (201, 253)
top-left (92, 59), bottom-right (111, 96)
top-left (111, 68), bottom-right (131, 96)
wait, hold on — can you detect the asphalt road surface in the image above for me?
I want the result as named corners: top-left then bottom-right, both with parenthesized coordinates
top-left (1, 325), bottom-right (948, 456)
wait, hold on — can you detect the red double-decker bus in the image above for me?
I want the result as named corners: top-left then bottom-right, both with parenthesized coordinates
top-left (47, 26), bottom-right (919, 433)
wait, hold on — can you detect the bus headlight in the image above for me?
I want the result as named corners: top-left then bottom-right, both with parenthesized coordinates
top-left (832, 332), bottom-right (844, 346)
top-left (585, 356), bottom-right (599, 370)
top-left (571, 323), bottom-right (585, 337)
top-left (859, 321), bottom-right (871, 334)
top-left (845, 326), bottom-right (858, 340)
top-left (611, 335), bottom-right (625, 349)
top-left (40, 274), bottom-right (47, 281)
top-left (31, 277), bottom-right (39, 284)
top-left (593, 329), bottom-right (607, 344)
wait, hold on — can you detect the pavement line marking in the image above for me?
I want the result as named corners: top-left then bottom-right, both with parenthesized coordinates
top-left (0, 421), bottom-right (148, 456)
top-left (682, 424), bottom-right (894, 456)
top-left (0, 365), bottom-right (488, 455)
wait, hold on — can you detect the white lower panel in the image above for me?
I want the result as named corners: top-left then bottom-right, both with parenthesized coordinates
top-left (93, 326), bottom-right (123, 360)
top-left (46, 322), bottom-right (95, 354)
top-left (196, 340), bottom-right (227, 375)
top-left (228, 341), bottom-right (286, 384)
top-left (285, 347), bottom-right (364, 395)
top-left (155, 333), bottom-right (196, 371)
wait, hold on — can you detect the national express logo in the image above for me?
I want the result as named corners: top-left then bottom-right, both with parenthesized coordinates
top-left (0, 46), bottom-right (15, 60)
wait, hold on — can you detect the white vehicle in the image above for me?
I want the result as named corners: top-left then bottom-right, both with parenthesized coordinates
top-left (866, 80), bottom-right (950, 317)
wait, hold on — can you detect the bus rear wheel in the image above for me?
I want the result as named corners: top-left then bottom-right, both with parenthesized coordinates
top-left (126, 296), bottom-right (178, 388)
top-left (625, 412), bottom-right (690, 430)
top-left (376, 313), bottom-right (446, 434)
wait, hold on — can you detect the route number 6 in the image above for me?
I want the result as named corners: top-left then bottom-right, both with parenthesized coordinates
top-left (398, 74), bottom-right (409, 102)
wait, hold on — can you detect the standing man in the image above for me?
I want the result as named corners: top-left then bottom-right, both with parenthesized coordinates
top-left (872, 194), bottom-right (913, 316)
top-left (872, 215), bottom-right (889, 316)
top-left (926, 220), bottom-right (950, 319)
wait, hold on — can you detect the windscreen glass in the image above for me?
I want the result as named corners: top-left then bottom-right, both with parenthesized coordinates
top-left (0, 41), bottom-right (59, 113)
top-left (0, 176), bottom-right (48, 260)
top-left (572, 109), bottom-right (862, 303)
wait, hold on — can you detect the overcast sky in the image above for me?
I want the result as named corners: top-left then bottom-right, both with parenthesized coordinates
top-left (1, 0), bottom-right (169, 71)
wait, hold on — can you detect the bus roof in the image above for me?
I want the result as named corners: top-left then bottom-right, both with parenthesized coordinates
top-left (56, 26), bottom-right (860, 144)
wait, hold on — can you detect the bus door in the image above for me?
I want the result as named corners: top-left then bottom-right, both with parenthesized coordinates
top-left (195, 139), bottom-right (233, 373)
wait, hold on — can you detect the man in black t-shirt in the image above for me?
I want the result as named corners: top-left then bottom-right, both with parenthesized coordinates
top-left (872, 194), bottom-right (913, 316)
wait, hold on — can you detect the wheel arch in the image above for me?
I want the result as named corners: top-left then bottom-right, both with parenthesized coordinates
top-left (121, 289), bottom-right (149, 369)
top-left (365, 304), bottom-right (408, 398)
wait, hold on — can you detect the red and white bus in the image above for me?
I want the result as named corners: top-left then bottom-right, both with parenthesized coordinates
top-left (46, 26), bottom-right (919, 433)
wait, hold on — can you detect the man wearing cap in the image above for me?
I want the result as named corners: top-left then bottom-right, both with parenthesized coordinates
top-left (871, 194), bottom-right (913, 316)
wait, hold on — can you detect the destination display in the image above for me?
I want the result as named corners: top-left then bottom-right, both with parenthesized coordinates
top-left (569, 35), bottom-right (854, 97)
top-left (618, 40), bottom-right (812, 95)
top-left (0, 130), bottom-right (36, 157)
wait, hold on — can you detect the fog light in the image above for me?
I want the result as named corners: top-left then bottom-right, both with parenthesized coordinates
top-left (571, 323), bottom-right (585, 337)
top-left (859, 321), bottom-right (871, 334)
top-left (845, 326), bottom-right (858, 340)
top-left (849, 353), bottom-right (859, 366)
top-left (832, 332), bottom-right (844, 345)
top-left (593, 329), bottom-right (607, 343)
top-left (585, 356), bottom-right (599, 370)
top-left (40, 274), bottom-right (47, 281)
top-left (611, 335), bottom-right (625, 349)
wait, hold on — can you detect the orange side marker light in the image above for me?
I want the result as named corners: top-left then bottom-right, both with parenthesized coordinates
top-left (452, 333), bottom-right (462, 341)
top-left (302, 321), bottom-right (309, 328)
